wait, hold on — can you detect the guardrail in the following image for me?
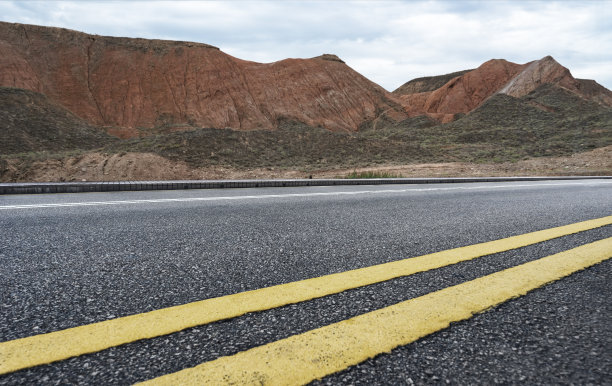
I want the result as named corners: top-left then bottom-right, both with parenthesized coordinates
top-left (0, 176), bottom-right (610, 194)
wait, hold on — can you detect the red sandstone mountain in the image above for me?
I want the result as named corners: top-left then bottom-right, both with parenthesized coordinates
top-left (0, 22), bottom-right (406, 137)
top-left (394, 59), bottom-right (525, 122)
top-left (393, 56), bottom-right (612, 122)
top-left (1, 22), bottom-right (610, 140)
top-left (498, 56), bottom-right (612, 106)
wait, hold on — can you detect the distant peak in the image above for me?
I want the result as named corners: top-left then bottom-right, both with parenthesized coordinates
top-left (482, 58), bottom-right (512, 64)
top-left (314, 54), bottom-right (345, 63)
top-left (477, 58), bottom-right (520, 70)
top-left (535, 55), bottom-right (562, 66)
top-left (498, 55), bottom-right (577, 98)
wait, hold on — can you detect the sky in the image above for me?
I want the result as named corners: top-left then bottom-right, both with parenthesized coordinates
top-left (1, 0), bottom-right (611, 91)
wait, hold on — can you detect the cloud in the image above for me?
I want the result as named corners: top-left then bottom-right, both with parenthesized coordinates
top-left (0, 0), bottom-right (610, 90)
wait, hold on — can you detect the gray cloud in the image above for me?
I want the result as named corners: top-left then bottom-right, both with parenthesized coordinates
top-left (1, 0), bottom-right (611, 90)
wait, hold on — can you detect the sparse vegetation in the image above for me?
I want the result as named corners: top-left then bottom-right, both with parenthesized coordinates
top-left (0, 87), bottom-right (117, 155)
top-left (344, 171), bottom-right (405, 179)
top-left (392, 69), bottom-right (473, 95)
top-left (2, 84), bottom-right (611, 181)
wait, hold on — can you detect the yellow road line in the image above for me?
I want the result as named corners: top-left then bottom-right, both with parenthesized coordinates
top-left (1, 216), bottom-right (611, 375)
top-left (140, 237), bottom-right (612, 385)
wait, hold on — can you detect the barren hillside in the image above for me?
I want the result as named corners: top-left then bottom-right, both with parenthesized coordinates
top-left (0, 22), bottom-right (406, 136)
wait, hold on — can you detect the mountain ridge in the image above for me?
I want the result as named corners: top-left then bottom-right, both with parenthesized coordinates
top-left (1, 22), bottom-right (611, 138)
top-left (0, 21), bottom-right (407, 136)
top-left (0, 21), bottom-right (610, 183)
top-left (395, 56), bottom-right (612, 123)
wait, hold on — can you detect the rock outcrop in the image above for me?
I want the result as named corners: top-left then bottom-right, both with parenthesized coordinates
top-left (0, 22), bottom-right (406, 136)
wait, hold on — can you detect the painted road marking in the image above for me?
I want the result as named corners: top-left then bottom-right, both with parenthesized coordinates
top-left (0, 216), bottom-right (610, 375)
top-left (139, 237), bottom-right (612, 385)
top-left (1, 181), bottom-right (611, 210)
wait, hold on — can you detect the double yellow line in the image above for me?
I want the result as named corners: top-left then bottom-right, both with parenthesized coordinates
top-left (1, 216), bottom-right (611, 384)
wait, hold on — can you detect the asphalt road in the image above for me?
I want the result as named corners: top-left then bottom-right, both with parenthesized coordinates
top-left (1, 180), bottom-right (611, 384)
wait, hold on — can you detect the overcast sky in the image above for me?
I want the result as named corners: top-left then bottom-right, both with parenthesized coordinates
top-left (1, 0), bottom-right (611, 91)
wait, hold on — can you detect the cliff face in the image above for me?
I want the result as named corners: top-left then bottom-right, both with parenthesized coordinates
top-left (0, 22), bottom-right (406, 136)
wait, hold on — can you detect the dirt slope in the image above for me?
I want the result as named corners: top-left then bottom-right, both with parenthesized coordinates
top-left (0, 22), bottom-right (406, 135)
top-left (2, 146), bottom-right (609, 183)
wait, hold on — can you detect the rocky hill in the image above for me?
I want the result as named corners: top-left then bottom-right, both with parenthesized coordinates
top-left (1, 22), bottom-right (610, 138)
top-left (0, 22), bottom-right (610, 181)
top-left (0, 22), bottom-right (406, 136)
top-left (393, 56), bottom-right (612, 123)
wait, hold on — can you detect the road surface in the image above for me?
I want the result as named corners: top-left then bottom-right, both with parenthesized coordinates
top-left (1, 180), bottom-right (611, 384)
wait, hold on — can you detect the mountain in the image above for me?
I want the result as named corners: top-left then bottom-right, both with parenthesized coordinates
top-left (393, 56), bottom-right (612, 122)
top-left (394, 59), bottom-right (525, 122)
top-left (0, 22), bottom-right (406, 137)
top-left (1, 22), bottom-right (609, 138)
top-left (0, 22), bottom-right (610, 182)
top-left (499, 56), bottom-right (612, 106)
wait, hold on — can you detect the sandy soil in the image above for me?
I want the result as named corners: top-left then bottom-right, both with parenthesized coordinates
top-left (1, 146), bottom-right (610, 183)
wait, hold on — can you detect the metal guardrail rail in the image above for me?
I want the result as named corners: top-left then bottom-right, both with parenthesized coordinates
top-left (0, 176), bottom-right (610, 194)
